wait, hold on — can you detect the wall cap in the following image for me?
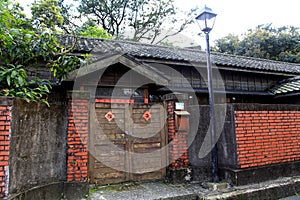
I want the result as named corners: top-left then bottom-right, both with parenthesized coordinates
top-left (232, 103), bottom-right (300, 111)
top-left (0, 96), bottom-right (13, 106)
top-left (67, 91), bottom-right (90, 100)
top-left (162, 93), bottom-right (188, 101)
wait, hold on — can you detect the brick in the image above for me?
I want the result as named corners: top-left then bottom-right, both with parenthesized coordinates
top-left (81, 173), bottom-right (88, 177)
top-left (240, 164), bottom-right (250, 168)
top-left (0, 132), bottom-right (8, 136)
top-left (67, 100), bottom-right (90, 181)
top-left (80, 167), bottom-right (88, 171)
top-left (0, 107), bottom-right (8, 111)
top-left (75, 152), bottom-right (87, 156)
top-left (0, 116), bottom-right (7, 121)
top-left (68, 141), bottom-right (82, 145)
top-left (235, 110), bottom-right (300, 169)
top-left (0, 141), bottom-right (9, 146)
top-left (0, 150), bottom-right (9, 156)
top-left (75, 177), bottom-right (82, 181)
top-left (0, 161), bottom-right (8, 166)
top-left (0, 121), bottom-right (10, 126)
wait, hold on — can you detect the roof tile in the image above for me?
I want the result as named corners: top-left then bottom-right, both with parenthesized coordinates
top-left (58, 35), bottom-right (300, 74)
top-left (270, 76), bottom-right (300, 94)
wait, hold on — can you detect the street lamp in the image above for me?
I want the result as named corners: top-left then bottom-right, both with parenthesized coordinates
top-left (195, 5), bottom-right (218, 183)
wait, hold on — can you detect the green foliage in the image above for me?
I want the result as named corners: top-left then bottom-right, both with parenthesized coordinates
top-left (0, 64), bottom-right (51, 106)
top-left (78, 24), bottom-right (112, 39)
top-left (1, 27), bottom-right (81, 81)
top-left (214, 24), bottom-right (300, 63)
top-left (31, 0), bottom-right (64, 31)
top-left (50, 54), bottom-right (87, 81)
top-left (212, 34), bottom-right (240, 55)
top-left (0, 0), bottom-right (85, 104)
top-left (0, 0), bottom-right (30, 30)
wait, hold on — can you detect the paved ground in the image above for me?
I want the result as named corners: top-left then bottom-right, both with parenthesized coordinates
top-left (86, 182), bottom-right (203, 200)
top-left (85, 176), bottom-right (300, 200)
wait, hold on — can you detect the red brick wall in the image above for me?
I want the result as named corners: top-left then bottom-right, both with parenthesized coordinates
top-left (167, 101), bottom-right (189, 169)
top-left (0, 105), bottom-right (11, 198)
top-left (67, 99), bottom-right (89, 182)
top-left (235, 110), bottom-right (300, 169)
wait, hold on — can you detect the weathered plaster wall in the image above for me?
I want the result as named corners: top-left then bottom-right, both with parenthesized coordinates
top-left (188, 104), bottom-right (235, 182)
top-left (188, 105), bottom-right (211, 182)
top-left (9, 98), bottom-right (67, 194)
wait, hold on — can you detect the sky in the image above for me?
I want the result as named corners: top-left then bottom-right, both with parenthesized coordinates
top-left (174, 0), bottom-right (300, 47)
top-left (14, 0), bottom-right (300, 47)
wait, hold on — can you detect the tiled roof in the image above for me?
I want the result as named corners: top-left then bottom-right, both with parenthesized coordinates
top-left (270, 76), bottom-right (300, 95)
top-left (58, 35), bottom-right (300, 74)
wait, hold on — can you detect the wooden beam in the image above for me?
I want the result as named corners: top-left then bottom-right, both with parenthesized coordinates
top-left (138, 58), bottom-right (299, 77)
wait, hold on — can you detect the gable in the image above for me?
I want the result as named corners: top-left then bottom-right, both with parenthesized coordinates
top-left (65, 52), bottom-right (169, 86)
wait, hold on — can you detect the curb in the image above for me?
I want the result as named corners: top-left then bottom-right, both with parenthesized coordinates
top-left (200, 177), bottom-right (300, 200)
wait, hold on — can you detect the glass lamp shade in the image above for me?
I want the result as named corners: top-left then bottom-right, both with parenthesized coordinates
top-left (195, 5), bottom-right (217, 33)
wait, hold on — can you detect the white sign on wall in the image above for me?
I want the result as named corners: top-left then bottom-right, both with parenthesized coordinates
top-left (175, 102), bottom-right (184, 110)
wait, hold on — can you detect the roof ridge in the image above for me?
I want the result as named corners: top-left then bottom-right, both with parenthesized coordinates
top-left (60, 34), bottom-right (204, 51)
top-left (211, 51), bottom-right (300, 66)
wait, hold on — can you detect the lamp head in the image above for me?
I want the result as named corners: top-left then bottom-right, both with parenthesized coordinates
top-left (195, 5), bottom-right (217, 33)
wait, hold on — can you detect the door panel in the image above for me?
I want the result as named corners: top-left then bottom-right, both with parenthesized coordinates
top-left (130, 104), bottom-right (166, 181)
top-left (89, 103), bottom-right (128, 185)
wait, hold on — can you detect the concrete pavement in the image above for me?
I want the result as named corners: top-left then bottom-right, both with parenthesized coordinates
top-left (85, 176), bottom-right (300, 200)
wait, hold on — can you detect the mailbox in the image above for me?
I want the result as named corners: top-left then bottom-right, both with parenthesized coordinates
top-left (174, 110), bottom-right (190, 131)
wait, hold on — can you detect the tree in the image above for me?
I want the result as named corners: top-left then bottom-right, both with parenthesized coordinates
top-left (77, 20), bottom-right (112, 38)
top-left (212, 34), bottom-right (240, 55)
top-left (214, 24), bottom-right (300, 63)
top-left (31, 0), bottom-right (64, 31)
top-left (57, 0), bottom-right (79, 33)
top-left (76, 0), bottom-right (196, 44)
top-left (0, 0), bottom-right (85, 104)
top-left (79, 25), bottom-right (112, 38)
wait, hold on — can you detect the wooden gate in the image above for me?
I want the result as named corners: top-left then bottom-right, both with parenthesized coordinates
top-left (89, 102), bottom-right (167, 185)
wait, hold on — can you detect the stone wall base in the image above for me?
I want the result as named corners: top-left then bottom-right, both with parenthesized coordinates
top-left (167, 168), bottom-right (189, 184)
top-left (5, 182), bottom-right (88, 200)
top-left (190, 166), bottom-right (211, 183)
top-left (220, 160), bottom-right (300, 186)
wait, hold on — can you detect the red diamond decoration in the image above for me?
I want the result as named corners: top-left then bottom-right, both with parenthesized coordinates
top-left (143, 111), bottom-right (151, 121)
top-left (105, 111), bottom-right (115, 122)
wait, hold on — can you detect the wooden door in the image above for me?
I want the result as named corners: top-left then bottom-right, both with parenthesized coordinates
top-left (89, 102), bottom-right (167, 185)
top-left (129, 104), bottom-right (167, 181)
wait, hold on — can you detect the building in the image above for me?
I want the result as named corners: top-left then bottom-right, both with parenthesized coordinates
top-left (1, 37), bottom-right (300, 199)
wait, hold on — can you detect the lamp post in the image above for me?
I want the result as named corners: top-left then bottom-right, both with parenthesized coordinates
top-left (195, 5), bottom-right (218, 183)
